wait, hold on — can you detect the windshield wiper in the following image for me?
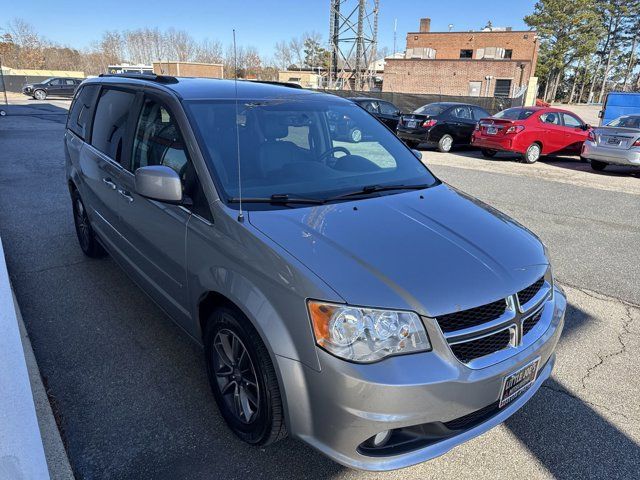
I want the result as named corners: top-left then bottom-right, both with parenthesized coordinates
top-left (325, 183), bottom-right (432, 202)
top-left (228, 194), bottom-right (325, 205)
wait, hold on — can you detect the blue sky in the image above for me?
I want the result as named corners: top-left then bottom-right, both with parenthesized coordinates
top-left (4, 0), bottom-right (537, 57)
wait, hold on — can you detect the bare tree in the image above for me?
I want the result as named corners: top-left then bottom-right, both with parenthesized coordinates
top-left (274, 40), bottom-right (293, 70)
top-left (194, 38), bottom-right (223, 63)
top-left (165, 28), bottom-right (195, 62)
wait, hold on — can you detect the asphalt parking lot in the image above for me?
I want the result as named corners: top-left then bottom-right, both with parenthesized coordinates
top-left (1, 102), bottom-right (639, 479)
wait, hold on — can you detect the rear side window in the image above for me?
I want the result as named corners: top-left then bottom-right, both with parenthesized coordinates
top-left (67, 85), bottom-right (99, 140)
top-left (449, 106), bottom-right (472, 120)
top-left (91, 88), bottom-right (136, 164)
top-left (539, 112), bottom-right (560, 125)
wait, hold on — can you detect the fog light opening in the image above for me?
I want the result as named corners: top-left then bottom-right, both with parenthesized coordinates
top-left (368, 429), bottom-right (392, 448)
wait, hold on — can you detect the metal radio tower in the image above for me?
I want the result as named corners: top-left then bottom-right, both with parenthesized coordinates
top-left (328, 0), bottom-right (379, 91)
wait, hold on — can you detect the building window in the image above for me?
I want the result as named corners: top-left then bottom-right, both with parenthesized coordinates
top-left (460, 49), bottom-right (473, 59)
top-left (504, 49), bottom-right (513, 59)
top-left (494, 79), bottom-right (512, 97)
top-left (407, 47), bottom-right (436, 59)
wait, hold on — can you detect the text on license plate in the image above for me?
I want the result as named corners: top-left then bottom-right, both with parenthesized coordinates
top-left (407, 121), bottom-right (417, 128)
top-left (607, 137), bottom-right (620, 145)
top-left (499, 357), bottom-right (540, 408)
top-left (486, 126), bottom-right (498, 135)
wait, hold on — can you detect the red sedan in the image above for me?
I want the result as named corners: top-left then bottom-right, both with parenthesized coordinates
top-left (471, 107), bottom-right (591, 163)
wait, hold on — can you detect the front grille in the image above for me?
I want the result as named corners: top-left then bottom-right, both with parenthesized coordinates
top-left (517, 277), bottom-right (544, 306)
top-left (443, 401), bottom-right (500, 431)
top-left (450, 328), bottom-right (511, 363)
top-left (522, 309), bottom-right (543, 336)
top-left (437, 299), bottom-right (506, 333)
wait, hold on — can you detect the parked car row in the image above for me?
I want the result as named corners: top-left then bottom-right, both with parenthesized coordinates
top-left (351, 96), bottom-right (638, 173)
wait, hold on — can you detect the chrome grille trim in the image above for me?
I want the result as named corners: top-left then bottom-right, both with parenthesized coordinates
top-left (437, 270), bottom-right (554, 368)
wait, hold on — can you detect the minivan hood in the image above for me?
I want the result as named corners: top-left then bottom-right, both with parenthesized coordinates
top-left (248, 184), bottom-right (548, 316)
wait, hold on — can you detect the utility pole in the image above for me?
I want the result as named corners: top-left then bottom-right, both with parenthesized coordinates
top-left (328, 0), bottom-right (379, 91)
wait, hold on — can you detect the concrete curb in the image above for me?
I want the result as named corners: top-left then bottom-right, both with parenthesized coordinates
top-left (14, 289), bottom-right (75, 480)
top-left (0, 236), bottom-right (74, 479)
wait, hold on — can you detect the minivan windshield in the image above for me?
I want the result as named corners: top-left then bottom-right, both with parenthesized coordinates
top-left (186, 96), bottom-right (438, 208)
top-left (494, 108), bottom-right (536, 120)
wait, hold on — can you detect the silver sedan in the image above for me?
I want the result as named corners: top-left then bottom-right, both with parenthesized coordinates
top-left (581, 115), bottom-right (640, 171)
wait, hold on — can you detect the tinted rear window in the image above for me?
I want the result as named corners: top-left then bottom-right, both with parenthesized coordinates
top-left (494, 108), bottom-right (535, 120)
top-left (413, 104), bottom-right (447, 116)
top-left (91, 88), bottom-right (136, 164)
top-left (607, 116), bottom-right (640, 128)
top-left (67, 85), bottom-right (99, 140)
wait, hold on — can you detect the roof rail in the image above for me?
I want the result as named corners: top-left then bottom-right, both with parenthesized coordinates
top-left (249, 80), bottom-right (304, 89)
top-left (98, 73), bottom-right (179, 84)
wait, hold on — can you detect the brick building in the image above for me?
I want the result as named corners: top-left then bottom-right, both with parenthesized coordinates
top-left (383, 18), bottom-right (538, 98)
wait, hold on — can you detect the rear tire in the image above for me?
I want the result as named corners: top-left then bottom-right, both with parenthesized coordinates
top-left (71, 190), bottom-right (106, 258)
top-left (437, 134), bottom-right (454, 153)
top-left (204, 306), bottom-right (287, 446)
top-left (522, 143), bottom-right (541, 164)
top-left (481, 148), bottom-right (498, 158)
top-left (590, 160), bottom-right (608, 171)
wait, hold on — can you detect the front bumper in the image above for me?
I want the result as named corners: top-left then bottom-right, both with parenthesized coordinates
top-left (278, 285), bottom-right (566, 471)
top-left (21, 88), bottom-right (33, 96)
top-left (581, 141), bottom-right (640, 166)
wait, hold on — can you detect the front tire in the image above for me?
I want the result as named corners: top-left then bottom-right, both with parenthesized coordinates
top-left (72, 190), bottom-right (106, 258)
top-left (437, 134), bottom-right (454, 153)
top-left (33, 89), bottom-right (47, 100)
top-left (481, 148), bottom-right (498, 158)
top-left (204, 306), bottom-right (287, 446)
top-left (522, 143), bottom-right (541, 164)
top-left (590, 159), bottom-right (608, 171)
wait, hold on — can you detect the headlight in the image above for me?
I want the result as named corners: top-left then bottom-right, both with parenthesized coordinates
top-left (308, 301), bottom-right (431, 363)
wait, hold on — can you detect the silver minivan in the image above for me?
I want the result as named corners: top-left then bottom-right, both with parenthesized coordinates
top-left (65, 75), bottom-right (565, 471)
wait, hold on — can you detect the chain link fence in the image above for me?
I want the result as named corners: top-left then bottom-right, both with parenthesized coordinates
top-left (321, 89), bottom-right (522, 114)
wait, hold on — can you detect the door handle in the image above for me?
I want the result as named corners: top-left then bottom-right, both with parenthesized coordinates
top-left (102, 178), bottom-right (116, 190)
top-left (118, 189), bottom-right (134, 203)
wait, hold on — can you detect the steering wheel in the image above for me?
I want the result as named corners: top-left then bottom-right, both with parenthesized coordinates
top-left (319, 146), bottom-right (351, 165)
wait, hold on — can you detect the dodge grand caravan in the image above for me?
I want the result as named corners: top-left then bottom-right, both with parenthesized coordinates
top-left (64, 74), bottom-right (565, 471)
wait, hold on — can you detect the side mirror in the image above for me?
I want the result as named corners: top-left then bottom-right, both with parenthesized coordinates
top-left (412, 149), bottom-right (423, 160)
top-left (134, 165), bottom-right (183, 203)
top-left (582, 123), bottom-right (591, 130)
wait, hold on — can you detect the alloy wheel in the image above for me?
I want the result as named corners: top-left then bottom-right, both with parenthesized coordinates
top-left (212, 328), bottom-right (260, 424)
top-left (34, 90), bottom-right (46, 100)
top-left (440, 135), bottom-right (453, 152)
top-left (351, 128), bottom-right (362, 143)
top-left (75, 198), bottom-right (91, 251)
top-left (526, 144), bottom-right (540, 163)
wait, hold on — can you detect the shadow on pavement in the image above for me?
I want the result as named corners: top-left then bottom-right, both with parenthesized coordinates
top-left (506, 377), bottom-right (640, 479)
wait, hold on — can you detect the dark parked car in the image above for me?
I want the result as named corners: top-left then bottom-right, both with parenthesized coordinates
top-left (22, 77), bottom-right (83, 100)
top-left (348, 97), bottom-right (402, 131)
top-left (397, 102), bottom-right (490, 152)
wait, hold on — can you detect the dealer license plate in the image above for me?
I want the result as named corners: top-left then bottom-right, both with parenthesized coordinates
top-left (486, 126), bottom-right (498, 135)
top-left (499, 357), bottom-right (540, 408)
top-left (407, 120), bottom-right (417, 128)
